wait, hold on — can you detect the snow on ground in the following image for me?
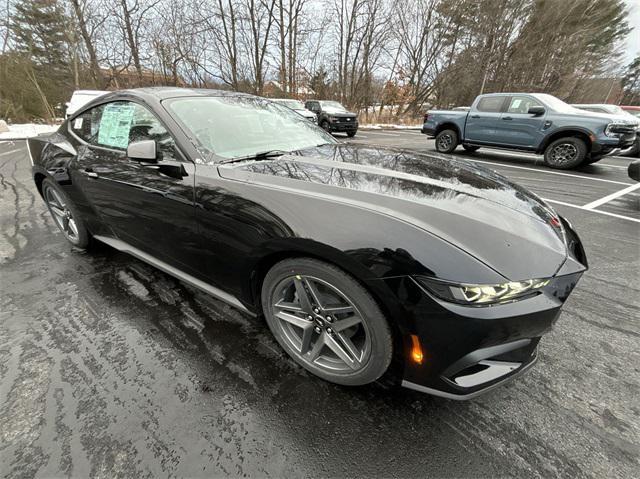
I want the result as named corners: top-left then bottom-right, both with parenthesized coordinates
top-left (360, 123), bottom-right (422, 130)
top-left (0, 123), bottom-right (59, 140)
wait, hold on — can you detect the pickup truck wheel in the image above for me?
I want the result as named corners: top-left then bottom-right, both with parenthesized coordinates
top-left (321, 120), bottom-right (331, 132)
top-left (544, 137), bottom-right (587, 169)
top-left (435, 129), bottom-right (458, 153)
top-left (462, 145), bottom-right (480, 152)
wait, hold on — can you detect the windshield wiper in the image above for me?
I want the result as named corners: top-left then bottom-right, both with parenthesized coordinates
top-left (220, 149), bottom-right (289, 164)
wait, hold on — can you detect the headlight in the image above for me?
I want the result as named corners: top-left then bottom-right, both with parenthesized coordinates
top-left (605, 121), bottom-right (636, 137)
top-left (416, 276), bottom-right (550, 305)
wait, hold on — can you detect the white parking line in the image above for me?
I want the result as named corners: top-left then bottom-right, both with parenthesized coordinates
top-left (0, 148), bottom-right (22, 157)
top-left (582, 183), bottom-right (640, 210)
top-left (463, 158), bottom-right (632, 186)
top-left (543, 198), bottom-right (640, 224)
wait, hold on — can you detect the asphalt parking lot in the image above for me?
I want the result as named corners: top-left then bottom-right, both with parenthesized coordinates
top-left (1, 131), bottom-right (639, 477)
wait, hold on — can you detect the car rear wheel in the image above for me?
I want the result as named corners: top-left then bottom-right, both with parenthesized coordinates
top-left (462, 144), bottom-right (480, 152)
top-left (261, 258), bottom-right (393, 386)
top-left (435, 129), bottom-right (458, 153)
top-left (544, 137), bottom-right (587, 169)
top-left (42, 178), bottom-right (90, 248)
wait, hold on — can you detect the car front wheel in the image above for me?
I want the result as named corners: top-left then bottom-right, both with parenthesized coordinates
top-left (435, 129), bottom-right (459, 153)
top-left (261, 258), bottom-right (393, 386)
top-left (543, 137), bottom-right (587, 169)
top-left (321, 120), bottom-right (331, 132)
top-left (42, 178), bottom-right (91, 248)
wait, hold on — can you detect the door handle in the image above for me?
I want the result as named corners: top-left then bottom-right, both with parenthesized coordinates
top-left (502, 116), bottom-right (513, 120)
top-left (470, 115), bottom-right (480, 119)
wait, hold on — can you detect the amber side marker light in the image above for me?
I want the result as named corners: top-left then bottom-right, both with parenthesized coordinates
top-left (410, 334), bottom-right (424, 364)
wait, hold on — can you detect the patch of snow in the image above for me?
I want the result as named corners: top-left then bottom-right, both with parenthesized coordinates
top-left (0, 123), bottom-right (59, 140)
top-left (360, 123), bottom-right (422, 130)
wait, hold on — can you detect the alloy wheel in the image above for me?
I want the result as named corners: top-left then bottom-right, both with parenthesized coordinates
top-left (437, 133), bottom-right (453, 150)
top-left (44, 186), bottom-right (80, 244)
top-left (270, 274), bottom-right (372, 373)
top-left (550, 143), bottom-right (578, 165)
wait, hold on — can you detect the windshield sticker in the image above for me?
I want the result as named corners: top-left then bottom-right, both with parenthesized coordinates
top-left (73, 117), bottom-right (83, 130)
top-left (98, 103), bottom-right (134, 148)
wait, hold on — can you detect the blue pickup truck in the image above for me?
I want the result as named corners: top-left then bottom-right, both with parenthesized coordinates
top-left (422, 93), bottom-right (638, 169)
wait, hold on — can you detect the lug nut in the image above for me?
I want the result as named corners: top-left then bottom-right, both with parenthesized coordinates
top-left (307, 315), bottom-right (313, 320)
top-left (313, 308), bottom-right (320, 314)
top-left (314, 326), bottom-right (322, 334)
top-left (326, 328), bottom-right (333, 334)
top-left (326, 316), bottom-right (333, 322)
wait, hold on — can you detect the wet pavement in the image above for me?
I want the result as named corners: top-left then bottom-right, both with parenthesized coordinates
top-left (1, 136), bottom-right (639, 478)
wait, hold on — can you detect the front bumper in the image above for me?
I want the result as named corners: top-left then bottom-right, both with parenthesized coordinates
top-left (380, 218), bottom-right (586, 400)
top-left (328, 121), bottom-right (358, 133)
top-left (593, 132), bottom-right (636, 154)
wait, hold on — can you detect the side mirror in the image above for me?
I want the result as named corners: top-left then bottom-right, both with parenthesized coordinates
top-left (127, 139), bottom-right (157, 161)
top-left (528, 106), bottom-right (545, 116)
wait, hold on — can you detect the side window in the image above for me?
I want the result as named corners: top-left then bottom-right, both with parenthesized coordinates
top-left (506, 96), bottom-right (543, 114)
top-left (476, 96), bottom-right (506, 113)
top-left (70, 101), bottom-right (177, 160)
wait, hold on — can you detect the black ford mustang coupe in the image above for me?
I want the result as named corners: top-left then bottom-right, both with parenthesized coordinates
top-left (28, 88), bottom-right (587, 399)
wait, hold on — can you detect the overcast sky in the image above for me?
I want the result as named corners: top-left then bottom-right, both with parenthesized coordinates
top-left (624, 0), bottom-right (640, 63)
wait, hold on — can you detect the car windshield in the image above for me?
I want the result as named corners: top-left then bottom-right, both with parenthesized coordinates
top-left (534, 94), bottom-right (583, 114)
top-left (165, 96), bottom-right (335, 160)
top-left (274, 99), bottom-right (305, 110)
top-left (320, 101), bottom-right (348, 112)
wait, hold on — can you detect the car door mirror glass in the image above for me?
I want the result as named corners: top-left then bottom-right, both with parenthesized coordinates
top-left (528, 106), bottom-right (545, 116)
top-left (127, 139), bottom-right (157, 161)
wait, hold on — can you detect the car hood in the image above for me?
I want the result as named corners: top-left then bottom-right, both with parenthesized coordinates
top-left (218, 144), bottom-right (569, 280)
top-left (561, 109), bottom-right (639, 125)
top-left (324, 109), bottom-right (357, 117)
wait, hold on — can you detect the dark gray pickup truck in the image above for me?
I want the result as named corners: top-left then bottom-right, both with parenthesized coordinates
top-left (422, 93), bottom-right (638, 169)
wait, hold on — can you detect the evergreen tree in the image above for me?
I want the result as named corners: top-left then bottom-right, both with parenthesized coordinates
top-left (10, 0), bottom-right (72, 119)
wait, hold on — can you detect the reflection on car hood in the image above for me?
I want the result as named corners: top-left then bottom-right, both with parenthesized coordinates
top-left (219, 144), bottom-right (569, 280)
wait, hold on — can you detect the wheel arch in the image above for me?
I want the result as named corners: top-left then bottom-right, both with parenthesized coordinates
top-left (246, 241), bottom-right (410, 384)
top-left (538, 128), bottom-right (593, 154)
top-left (435, 122), bottom-right (462, 139)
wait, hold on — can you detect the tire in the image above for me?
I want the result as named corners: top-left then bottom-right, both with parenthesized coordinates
top-left (347, 130), bottom-right (357, 138)
top-left (462, 144), bottom-right (480, 152)
top-left (321, 120), bottom-right (331, 132)
top-left (261, 258), bottom-right (393, 386)
top-left (435, 129), bottom-right (458, 153)
top-left (42, 178), bottom-right (91, 248)
top-left (543, 137), bottom-right (587, 169)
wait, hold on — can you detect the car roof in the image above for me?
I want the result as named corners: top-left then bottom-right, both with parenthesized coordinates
top-left (117, 87), bottom-right (255, 101)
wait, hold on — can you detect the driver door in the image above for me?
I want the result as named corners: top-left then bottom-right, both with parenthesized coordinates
top-left (70, 101), bottom-right (199, 273)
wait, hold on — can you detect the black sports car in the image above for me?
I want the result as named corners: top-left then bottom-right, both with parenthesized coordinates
top-left (28, 88), bottom-right (587, 399)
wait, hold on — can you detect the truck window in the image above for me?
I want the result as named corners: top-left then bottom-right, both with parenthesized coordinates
top-left (476, 97), bottom-right (506, 113)
top-left (506, 96), bottom-right (543, 114)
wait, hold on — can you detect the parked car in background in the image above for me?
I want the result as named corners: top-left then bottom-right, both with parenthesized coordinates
top-left (270, 98), bottom-right (317, 123)
top-left (304, 100), bottom-right (358, 137)
top-left (422, 93), bottom-right (639, 169)
top-left (573, 103), bottom-right (640, 157)
top-left (27, 87), bottom-right (586, 399)
top-left (65, 90), bottom-right (109, 118)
